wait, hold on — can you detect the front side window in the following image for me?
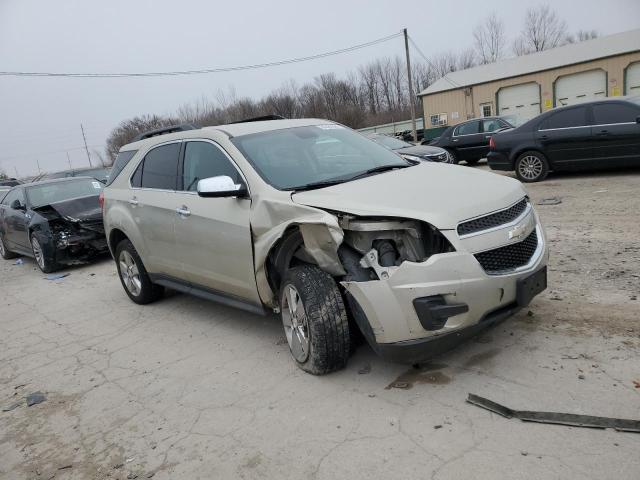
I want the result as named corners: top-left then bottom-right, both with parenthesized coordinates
top-left (182, 141), bottom-right (241, 191)
top-left (231, 124), bottom-right (410, 190)
top-left (454, 120), bottom-right (480, 136)
top-left (139, 143), bottom-right (181, 190)
top-left (592, 103), bottom-right (640, 125)
top-left (543, 107), bottom-right (588, 129)
top-left (2, 188), bottom-right (24, 207)
top-left (27, 179), bottom-right (102, 209)
top-left (483, 119), bottom-right (504, 132)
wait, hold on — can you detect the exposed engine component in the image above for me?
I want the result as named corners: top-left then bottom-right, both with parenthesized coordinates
top-left (337, 215), bottom-right (454, 281)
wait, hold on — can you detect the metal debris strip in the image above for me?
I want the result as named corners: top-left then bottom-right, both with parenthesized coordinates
top-left (26, 391), bottom-right (47, 407)
top-left (467, 394), bottom-right (640, 433)
top-left (537, 197), bottom-right (562, 205)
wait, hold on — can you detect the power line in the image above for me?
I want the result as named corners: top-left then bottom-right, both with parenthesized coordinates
top-left (0, 144), bottom-right (104, 163)
top-left (0, 33), bottom-right (403, 78)
top-left (407, 35), bottom-right (462, 89)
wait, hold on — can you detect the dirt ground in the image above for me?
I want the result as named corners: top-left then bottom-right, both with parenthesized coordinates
top-left (1, 165), bottom-right (639, 480)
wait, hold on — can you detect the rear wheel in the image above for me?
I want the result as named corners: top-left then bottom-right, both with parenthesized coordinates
top-left (515, 151), bottom-right (549, 182)
top-left (30, 233), bottom-right (58, 273)
top-left (279, 265), bottom-right (350, 375)
top-left (115, 239), bottom-right (164, 304)
top-left (0, 233), bottom-right (17, 260)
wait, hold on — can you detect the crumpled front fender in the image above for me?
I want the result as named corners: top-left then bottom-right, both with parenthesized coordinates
top-left (250, 195), bottom-right (345, 307)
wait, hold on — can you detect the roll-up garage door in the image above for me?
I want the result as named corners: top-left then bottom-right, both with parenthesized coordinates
top-left (625, 62), bottom-right (640, 95)
top-left (497, 83), bottom-right (541, 122)
top-left (555, 70), bottom-right (606, 106)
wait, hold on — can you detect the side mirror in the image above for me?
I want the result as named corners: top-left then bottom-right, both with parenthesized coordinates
top-left (10, 199), bottom-right (25, 210)
top-left (197, 175), bottom-right (248, 198)
top-left (636, 116), bottom-right (640, 124)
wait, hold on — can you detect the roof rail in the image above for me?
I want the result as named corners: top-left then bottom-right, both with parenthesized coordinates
top-left (133, 123), bottom-right (198, 142)
top-left (230, 115), bottom-right (286, 124)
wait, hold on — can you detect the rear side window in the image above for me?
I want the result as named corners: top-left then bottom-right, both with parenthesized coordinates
top-left (543, 106), bottom-right (588, 129)
top-left (454, 121), bottom-right (480, 135)
top-left (181, 141), bottom-right (241, 191)
top-left (592, 103), bottom-right (640, 125)
top-left (139, 143), bottom-right (181, 190)
top-left (107, 150), bottom-right (137, 186)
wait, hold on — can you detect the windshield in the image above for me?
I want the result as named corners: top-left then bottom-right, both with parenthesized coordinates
top-left (499, 115), bottom-right (526, 128)
top-left (231, 125), bottom-right (409, 190)
top-left (369, 135), bottom-right (412, 150)
top-left (77, 167), bottom-right (110, 180)
top-left (27, 178), bottom-right (104, 208)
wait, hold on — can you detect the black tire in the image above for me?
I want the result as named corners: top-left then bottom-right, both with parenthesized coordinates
top-left (515, 151), bottom-right (549, 182)
top-left (465, 158), bottom-right (480, 166)
top-left (115, 239), bottom-right (164, 305)
top-left (0, 233), bottom-right (17, 260)
top-left (30, 232), bottom-right (58, 273)
top-left (279, 265), bottom-right (350, 375)
top-left (444, 149), bottom-right (458, 164)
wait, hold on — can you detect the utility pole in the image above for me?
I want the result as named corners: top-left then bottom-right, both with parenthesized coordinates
top-left (80, 123), bottom-right (93, 167)
top-left (66, 151), bottom-right (72, 169)
top-left (14, 166), bottom-right (19, 178)
top-left (36, 158), bottom-right (42, 175)
top-left (403, 28), bottom-right (417, 143)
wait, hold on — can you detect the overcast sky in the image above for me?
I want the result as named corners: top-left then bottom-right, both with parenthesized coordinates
top-left (1, 0), bottom-right (639, 176)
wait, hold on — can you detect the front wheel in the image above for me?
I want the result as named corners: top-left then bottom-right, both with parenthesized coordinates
top-left (465, 158), bottom-right (480, 166)
top-left (279, 265), bottom-right (350, 375)
top-left (115, 239), bottom-right (164, 304)
top-left (444, 149), bottom-right (458, 164)
top-left (30, 233), bottom-right (58, 273)
top-left (515, 151), bottom-right (549, 182)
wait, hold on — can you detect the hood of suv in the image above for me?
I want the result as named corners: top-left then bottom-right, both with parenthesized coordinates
top-left (291, 162), bottom-right (525, 230)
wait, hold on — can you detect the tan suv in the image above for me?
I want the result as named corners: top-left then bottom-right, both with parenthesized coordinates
top-left (103, 118), bottom-right (548, 374)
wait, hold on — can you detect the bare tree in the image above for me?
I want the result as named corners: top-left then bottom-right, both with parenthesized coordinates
top-left (513, 5), bottom-right (569, 55)
top-left (473, 13), bottom-right (506, 64)
top-left (105, 115), bottom-right (178, 161)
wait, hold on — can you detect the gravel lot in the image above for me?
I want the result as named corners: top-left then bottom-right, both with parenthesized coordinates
top-left (1, 165), bottom-right (639, 480)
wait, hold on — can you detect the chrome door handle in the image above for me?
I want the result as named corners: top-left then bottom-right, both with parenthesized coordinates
top-left (176, 206), bottom-right (191, 217)
top-left (128, 198), bottom-right (139, 206)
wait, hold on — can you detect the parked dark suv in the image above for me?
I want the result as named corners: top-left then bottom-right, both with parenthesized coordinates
top-left (488, 97), bottom-right (640, 182)
top-left (426, 117), bottom-right (513, 165)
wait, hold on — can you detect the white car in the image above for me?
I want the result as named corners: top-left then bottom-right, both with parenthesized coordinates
top-left (102, 118), bottom-right (548, 374)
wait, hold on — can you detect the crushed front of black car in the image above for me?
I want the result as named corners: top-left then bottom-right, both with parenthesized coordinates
top-left (30, 196), bottom-right (108, 265)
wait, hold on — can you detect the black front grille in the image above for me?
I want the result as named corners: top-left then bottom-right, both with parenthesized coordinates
top-left (474, 229), bottom-right (538, 274)
top-left (458, 198), bottom-right (528, 236)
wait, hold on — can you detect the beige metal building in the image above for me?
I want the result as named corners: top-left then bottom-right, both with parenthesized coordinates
top-left (418, 29), bottom-right (640, 135)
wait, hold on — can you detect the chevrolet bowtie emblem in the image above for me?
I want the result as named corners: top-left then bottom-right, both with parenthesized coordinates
top-left (508, 223), bottom-right (527, 240)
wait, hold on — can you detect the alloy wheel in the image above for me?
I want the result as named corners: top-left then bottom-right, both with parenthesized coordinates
top-left (281, 284), bottom-right (310, 363)
top-left (119, 250), bottom-right (142, 297)
top-left (31, 237), bottom-right (45, 270)
top-left (518, 155), bottom-right (543, 180)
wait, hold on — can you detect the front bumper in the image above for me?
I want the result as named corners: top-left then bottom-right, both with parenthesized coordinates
top-left (341, 219), bottom-right (548, 363)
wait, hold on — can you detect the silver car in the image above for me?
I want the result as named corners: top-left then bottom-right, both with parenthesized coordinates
top-left (103, 118), bottom-right (548, 374)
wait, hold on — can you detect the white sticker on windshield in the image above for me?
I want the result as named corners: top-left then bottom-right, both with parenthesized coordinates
top-left (316, 124), bottom-right (344, 130)
top-left (92, 181), bottom-right (101, 189)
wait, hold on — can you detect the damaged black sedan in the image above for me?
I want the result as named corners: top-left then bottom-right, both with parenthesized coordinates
top-left (0, 177), bottom-right (108, 272)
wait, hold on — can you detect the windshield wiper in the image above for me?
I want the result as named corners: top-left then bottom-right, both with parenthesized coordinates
top-left (286, 164), bottom-right (411, 192)
top-left (285, 178), bottom-right (349, 192)
top-left (347, 163), bottom-right (410, 181)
